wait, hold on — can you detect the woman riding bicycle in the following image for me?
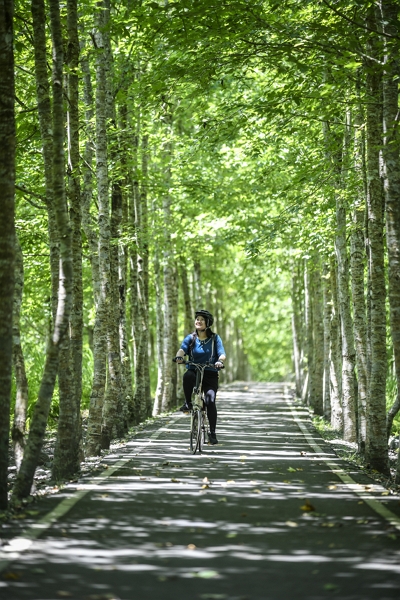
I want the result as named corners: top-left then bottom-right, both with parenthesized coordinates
top-left (175, 309), bottom-right (226, 445)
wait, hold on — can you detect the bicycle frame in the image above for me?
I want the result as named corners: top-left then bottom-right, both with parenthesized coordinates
top-left (186, 361), bottom-right (214, 454)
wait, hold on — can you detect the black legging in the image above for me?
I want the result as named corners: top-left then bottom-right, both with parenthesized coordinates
top-left (183, 369), bottom-right (218, 433)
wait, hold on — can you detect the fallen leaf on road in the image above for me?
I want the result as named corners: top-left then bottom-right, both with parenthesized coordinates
top-left (171, 478), bottom-right (180, 483)
top-left (240, 455), bottom-right (247, 460)
top-left (201, 484), bottom-right (209, 489)
top-left (203, 477), bottom-right (209, 483)
top-left (300, 500), bottom-right (316, 512)
top-left (187, 544), bottom-right (196, 549)
top-left (268, 487), bottom-right (276, 491)
top-left (227, 480), bottom-right (235, 484)
top-left (328, 485), bottom-right (337, 490)
top-left (195, 570), bottom-right (219, 579)
top-left (218, 497), bottom-right (227, 502)
top-left (252, 489), bottom-right (262, 494)
top-left (287, 467), bottom-right (297, 472)
top-left (3, 572), bottom-right (20, 580)
top-left (324, 583), bottom-right (339, 591)
top-left (226, 532), bottom-right (237, 538)
top-left (286, 521), bottom-right (298, 527)
top-left (381, 491), bottom-right (390, 496)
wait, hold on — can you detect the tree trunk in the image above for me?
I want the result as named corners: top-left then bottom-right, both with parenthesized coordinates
top-left (322, 263), bottom-right (331, 419)
top-left (350, 108), bottom-right (368, 452)
top-left (12, 237), bottom-right (28, 472)
top-left (153, 246), bottom-right (165, 416)
top-left (102, 0), bottom-right (125, 440)
top-left (380, 1), bottom-right (400, 456)
top-left (81, 37), bottom-right (105, 457)
top-left (0, 0), bottom-right (15, 509)
top-left (291, 268), bottom-right (303, 398)
top-left (304, 259), bottom-right (313, 407)
top-left (13, 0), bottom-right (73, 501)
top-left (311, 259), bottom-right (324, 415)
top-left (180, 259), bottom-right (194, 335)
top-left (335, 119), bottom-right (357, 441)
top-left (140, 134), bottom-right (152, 416)
top-left (91, 2), bottom-right (119, 450)
top-left (329, 258), bottom-right (343, 430)
top-left (52, 0), bottom-right (83, 481)
top-left (364, 7), bottom-right (389, 474)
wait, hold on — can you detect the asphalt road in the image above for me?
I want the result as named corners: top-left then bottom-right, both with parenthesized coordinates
top-left (1, 383), bottom-right (400, 600)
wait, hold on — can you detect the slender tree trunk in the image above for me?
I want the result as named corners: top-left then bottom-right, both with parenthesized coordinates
top-left (81, 38), bottom-right (105, 457)
top-left (181, 259), bottom-right (193, 335)
top-left (329, 258), bottom-right (343, 430)
top-left (12, 237), bottom-right (28, 472)
top-left (311, 259), bottom-right (324, 415)
top-left (0, 0), bottom-right (15, 509)
top-left (364, 8), bottom-right (389, 474)
top-left (304, 259), bottom-right (313, 406)
top-left (52, 0), bottom-right (83, 481)
top-left (13, 0), bottom-right (73, 501)
top-left (91, 2), bottom-right (117, 450)
top-left (291, 268), bottom-right (303, 399)
top-left (153, 246), bottom-right (164, 415)
top-left (322, 263), bottom-right (331, 419)
top-left (335, 114), bottom-right (357, 442)
top-left (141, 134), bottom-right (152, 416)
top-left (102, 0), bottom-right (125, 440)
top-left (193, 261), bottom-right (202, 308)
top-left (380, 1), bottom-right (400, 455)
top-left (30, 0), bottom-right (59, 323)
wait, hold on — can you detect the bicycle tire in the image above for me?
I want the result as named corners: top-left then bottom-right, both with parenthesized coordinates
top-left (190, 410), bottom-right (201, 454)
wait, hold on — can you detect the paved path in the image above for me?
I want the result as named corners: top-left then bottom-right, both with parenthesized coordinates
top-left (1, 383), bottom-right (400, 599)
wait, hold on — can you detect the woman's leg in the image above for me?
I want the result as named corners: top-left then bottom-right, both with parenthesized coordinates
top-left (182, 370), bottom-right (196, 406)
top-left (204, 388), bottom-right (217, 433)
top-left (202, 371), bottom-right (219, 436)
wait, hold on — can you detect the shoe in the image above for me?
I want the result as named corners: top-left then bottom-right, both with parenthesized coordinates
top-left (209, 432), bottom-right (218, 445)
top-left (179, 403), bottom-right (192, 412)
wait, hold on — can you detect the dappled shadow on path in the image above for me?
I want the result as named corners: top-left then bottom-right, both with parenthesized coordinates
top-left (1, 383), bottom-right (400, 599)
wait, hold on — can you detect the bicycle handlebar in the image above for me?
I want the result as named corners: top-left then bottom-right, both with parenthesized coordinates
top-left (172, 358), bottom-right (224, 369)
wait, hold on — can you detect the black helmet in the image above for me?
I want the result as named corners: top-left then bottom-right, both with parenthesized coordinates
top-left (195, 309), bottom-right (214, 328)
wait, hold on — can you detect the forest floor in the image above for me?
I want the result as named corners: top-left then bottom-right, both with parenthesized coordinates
top-left (1, 382), bottom-right (400, 599)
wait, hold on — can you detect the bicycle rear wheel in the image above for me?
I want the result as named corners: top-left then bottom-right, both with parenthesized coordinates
top-left (190, 409), bottom-right (202, 454)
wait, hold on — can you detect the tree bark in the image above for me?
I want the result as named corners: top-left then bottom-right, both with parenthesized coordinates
top-left (153, 246), bottom-right (165, 416)
top-left (12, 237), bottom-right (28, 472)
top-left (364, 7), bottom-right (389, 474)
top-left (335, 114), bottom-right (357, 442)
top-left (81, 35), bottom-right (105, 457)
top-left (13, 0), bottom-right (73, 501)
top-left (329, 258), bottom-right (343, 430)
top-left (291, 267), bottom-right (304, 399)
top-left (311, 259), bottom-right (324, 415)
top-left (52, 0), bottom-right (83, 481)
top-left (350, 110), bottom-right (368, 453)
top-left (304, 259), bottom-right (313, 407)
top-left (380, 1), bottom-right (400, 455)
top-left (0, 0), bottom-right (15, 509)
top-left (322, 263), bottom-right (331, 419)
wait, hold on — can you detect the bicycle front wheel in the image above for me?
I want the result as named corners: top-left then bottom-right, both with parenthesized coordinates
top-left (190, 409), bottom-right (202, 454)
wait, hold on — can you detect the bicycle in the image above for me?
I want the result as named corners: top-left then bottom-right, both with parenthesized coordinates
top-left (174, 359), bottom-right (223, 454)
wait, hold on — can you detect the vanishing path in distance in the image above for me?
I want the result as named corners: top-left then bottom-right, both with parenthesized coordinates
top-left (1, 383), bottom-right (400, 599)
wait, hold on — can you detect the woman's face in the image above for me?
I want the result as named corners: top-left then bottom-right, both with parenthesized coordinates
top-left (195, 316), bottom-right (206, 330)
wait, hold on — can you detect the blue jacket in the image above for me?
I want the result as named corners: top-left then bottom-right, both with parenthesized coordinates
top-left (180, 334), bottom-right (226, 372)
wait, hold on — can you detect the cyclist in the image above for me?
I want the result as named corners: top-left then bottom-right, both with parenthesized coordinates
top-left (175, 309), bottom-right (226, 445)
